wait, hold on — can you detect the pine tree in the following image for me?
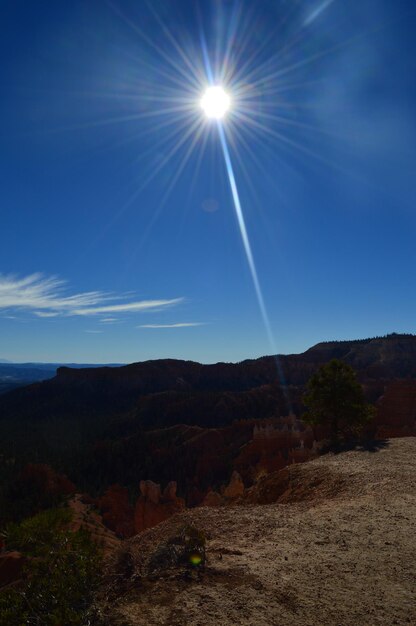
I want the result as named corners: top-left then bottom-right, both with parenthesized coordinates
top-left (303, 359), bottom-right (375, 443)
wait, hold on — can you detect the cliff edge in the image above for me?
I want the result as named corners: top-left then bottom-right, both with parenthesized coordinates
top-left (101, 438), bottom-right (416, 626)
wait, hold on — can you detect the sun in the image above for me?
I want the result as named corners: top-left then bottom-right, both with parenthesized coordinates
top-left (200, 85), bottom-right (231, 119)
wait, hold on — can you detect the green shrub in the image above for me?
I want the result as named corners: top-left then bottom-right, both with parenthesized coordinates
top-left (148, 524), bottom-right (206, 575)
top-left (4, 506), bottom-right (72, 557)
top-left (0, 508), bottom-right (102, 626)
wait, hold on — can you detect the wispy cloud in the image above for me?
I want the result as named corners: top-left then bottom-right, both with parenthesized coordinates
top-left (139, 322), bottom-right (205, 329)
top-left (84, 329), bottom-right (103, 334)
top-left (0, 273), bottom-right (183, 318)
top-left (34, 311), bottom-right (60, 318)
top-left (304, 0), bottom-right (335, 26)
top-left (71, 301), bottom-right (183, 316)
top-left (99, 318), bottom-right (118, 323)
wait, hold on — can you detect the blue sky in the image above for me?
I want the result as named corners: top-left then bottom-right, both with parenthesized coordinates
top-left (0, 0), bottom-right (415, 363)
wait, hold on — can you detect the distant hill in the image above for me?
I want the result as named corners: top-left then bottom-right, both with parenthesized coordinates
top-left (0, 333), bottom-right (415, 500)
top-left (0, 362), bottom-right (124, 394)
top-left (2, 332), bottom-right (416, 416)
top-left (0, 364), bottom-right (57, 394)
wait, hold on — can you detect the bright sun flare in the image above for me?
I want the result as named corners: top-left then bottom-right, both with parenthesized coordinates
top-left (200, 85), bottom-right (231, 119)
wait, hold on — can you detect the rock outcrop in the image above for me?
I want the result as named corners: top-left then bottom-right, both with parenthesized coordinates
top-left (244, 463), bottom-right (347, 505)
top-left (375, 381), bottom-right (416, 438)
top-left (201, 490), bottom-right (224, 507)
top-left (134, 481), bottom-right (185, 533)
top-left (96, 484), bottom-right (135, 538)
top-left (6, 463), bottom-right (76, 517)
top-left (68, 494), bottom-right (120, 556)
top-left (223, 471), bottom-right (245, 500)
top-left (233, 416), bottom-right (315, 483)
top-left (0, 551), bottom-right (27, 588)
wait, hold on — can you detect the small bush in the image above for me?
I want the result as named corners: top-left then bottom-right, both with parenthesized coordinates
top-left (0, 507), bottom-right (102, 626)
top-left (179, 524), bottom-right (206, 568)
top-left (148, 524), bottom-right (206, 575)
top-left (4, 506), bottom-right (72, 556)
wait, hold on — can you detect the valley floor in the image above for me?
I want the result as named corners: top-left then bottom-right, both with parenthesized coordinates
top-left (103, 438), bottom-right (416, 626)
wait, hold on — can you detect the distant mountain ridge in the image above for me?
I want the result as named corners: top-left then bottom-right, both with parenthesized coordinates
top-left (0, 333), bottom-right (415, 511)
top-left (1, 333), bottom-right (416, 421)
top-left (1, 332), bottom-right (414, 394)
top-left (0, 362), bottom-right (124, 395)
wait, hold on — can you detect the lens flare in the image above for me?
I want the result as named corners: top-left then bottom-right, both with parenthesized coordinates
top-left (217, 120), bottom-right (290, 411)
top-left (189, 553), bottom-right (203, 566)
top-left (96, 2), bottom-right (346, 413)
top-left (200, 85), bottom-right (231, 119)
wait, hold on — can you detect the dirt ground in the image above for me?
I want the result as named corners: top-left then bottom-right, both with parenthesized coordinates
top-left (102, 438), bottom-right (416, 626)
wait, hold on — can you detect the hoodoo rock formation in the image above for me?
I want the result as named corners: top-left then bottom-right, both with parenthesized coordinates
top-left (375, 381), bottom-right (416, 438)
top-left (223, 471), bottom-right (245, 500)
top-left (96, 485), bottom-right (135, 538)
top-left (134, 480), bottom-right (185, 533)
top-left (233, 415), bottom-right (316, 482)
top-left (201, 489), bottom-right (224, 507)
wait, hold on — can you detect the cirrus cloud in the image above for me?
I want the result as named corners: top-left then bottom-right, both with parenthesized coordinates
top-left (138, 322), bottom-right (205, 329)
top-left (0, 273), bottom-right (183, 318)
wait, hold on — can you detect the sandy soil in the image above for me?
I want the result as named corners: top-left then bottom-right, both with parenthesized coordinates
top-left (102, 438), bottom-right (416, 626)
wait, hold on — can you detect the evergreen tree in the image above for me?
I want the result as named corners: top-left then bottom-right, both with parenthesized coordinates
top-left (303, 359), bottom-right (375, 442)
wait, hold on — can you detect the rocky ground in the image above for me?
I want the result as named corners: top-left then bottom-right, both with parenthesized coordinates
top-left (99, 438), bottom-right (416, 626)
top-left (68, 494), bottom-right (120, 556)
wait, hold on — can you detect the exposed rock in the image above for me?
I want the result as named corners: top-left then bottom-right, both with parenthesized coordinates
top-left (99, 438), bottom-right (416, 626)
top-left (375, 381), bottom-right (416, 438)
top-left (2, 335), bottom-right (416, 523)
top-left (162, 481), bottom-right (178, 502)
top-left (68, 494), bottom-right (121, 556)
top-left (234, 418), bottom-right (315, 483)
top-left (201, 490), bottom-right (224, 507)
top-left (288, 445), bottom-right (312, 464)
top-left (244, 463), bottom-right (347, 505)
top-left (96, 484), bottom-right (135, 538)
top-left (140, 480), bottom-right (162, 504)
top-left (134, 481), bottom-right (185, 533)
top-left (13, 463), bottom-right (75, 500)
top-left (224, 471), bottom-right (244, 500)
top-left (0, 551), bottom-right (27, 588)
top-left (245, 467), bottom-right (291, 504)
top-left (4, 463), bottom-right (76, 519)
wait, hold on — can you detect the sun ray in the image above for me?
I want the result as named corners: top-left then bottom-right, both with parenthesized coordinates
top-left (35, 100), bottom-right (197, 137)
top-left (106, 1), bottom-right (202, 90)
top-left (186, 126), bottom-right (211, 202)
top-left (218, 1), bottom-right (245, 83)
top-left (229, 2), bottom-right (305, 87)
top-left (115, 115), bottom-right (202, 203)
top-left (237, 105), bottom-right (350, 144)
top-left (145, 0), bottom-right (203, 88)
top-left (217, 122), bottom-right (271, 343)
top-left (67, 0), bottom-right (395, 394)
top-left (216, 121), bottom-right (291, 410)
top-left (236, 110), bottom-right (354, 179)
top-left (243, 8), bottom-right (399, 92)
top-left (83, 114), bottom-right (203, 258)
top-left (123, 121), bottom-right (207, 272)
